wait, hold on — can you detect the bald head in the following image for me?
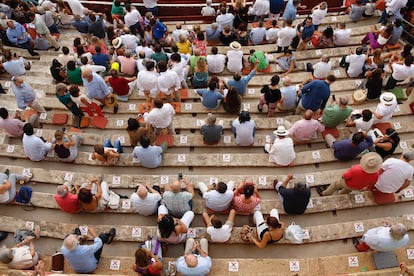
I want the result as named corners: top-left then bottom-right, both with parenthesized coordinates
top-left (82, 68), bottom-right (93, 80)
top-left (390, 223), bottom-right (407, 240)
top-left (63, 234), bottom-right (79, 251)
top-left (137, 185), bottom-right (148, 199)
top-left (185, 254), bottom-right (198, 267)
top-left (304, 109), bottom-right (313, 120)
top-left (339, 96), bottom-right (349, 106)
top-left (283, 76), bottom-right (291, 86)
top-left (171, 180), bottom-right (182, 193)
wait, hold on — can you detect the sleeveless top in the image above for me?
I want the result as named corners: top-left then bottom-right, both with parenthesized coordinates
top-left (54, 143), bottom-right (71, 158)
top-left (193, 72), bottom-right (209, 88)
top-left (259, 227), bottom-right (284, 244)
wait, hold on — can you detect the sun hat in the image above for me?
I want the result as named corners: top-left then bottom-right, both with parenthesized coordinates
top-left (112, 38), bottom-right (122, 49)
top-left (352, 89), bottom-right (367, 104)
top-left (229, 41), bottom-right (241, 50)
top-left (273, 125), bottom-right (288, 136)
top-left (360, 152), bottom-right (382, 173)
top-left (380, 92), bottom-right (396, 104)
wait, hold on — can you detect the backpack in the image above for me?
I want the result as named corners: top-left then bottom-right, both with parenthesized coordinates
top-left (16, 186), bottom-right (32, 204)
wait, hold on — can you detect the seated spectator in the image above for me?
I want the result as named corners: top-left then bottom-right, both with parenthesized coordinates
top-left (325, 131), bottom-right (373, 161)
top-left (0, 170), bottom-right (30, 204)
top-left (193, 31), bottom-right (207, 56)
top-left (77, 177), bottom-right (110, 212)
top-left (137, 60), bottom-right (159, 99)
top-left (373, 128), bottom-right (400, 158)
top-left (170, 53), bottom-right (189, 89)
top-left (176, 238), bottom-right (212, 275)
top-left (349, 0), bottom-right (365, 22)
top-left (345, 109), bottom-right (374, 133)
top-left (287, 109), bottom-right (325, 143)
top-left (79, 56), bottom-right (106, 74)
top-left (372, 92), bottom-right (397, 124)
top-left (265, 125), bottom-right (296, 167)
top-left (226, 65), bottom-right (256, 96)
top-left (231, 110), bottom-right (256, 146)
top-left (266, 20), bottom-right (280, 43)
top-left (333, 22), bottom-right (351, 46)
top-left (176, 34), bottom-right (192, 55)
top-left (50, 58), bottom-right (67, 83)
top-left (247, 209), bottom-right (285, 248)
top-left (314, 25), bottom-right (335, 49)
top-left (250, 21), bottom-right (266, 45)
top-left (199, 179), bottom-right (234, 212)
top-left (361, 24), bottom-right (393, 50)
top-left (130, 184), bottom-right (162, 216)
top-left (277, 18), bottom-right (296, 53)
top-left (162, 178), bottom-right (194, 217)
top-left (278, 76), bottom-right (297, 111)
top-left (365, 68), bottom-right (383, 100)
top-left (276, 174), bottom-right (310, 214)
top-left (201, 0), bottom-right (216, 16)
top-left (196, 80), bottom-right (224, 109)
top-left (220, 24), bottom-right (236, 46)
top-left (248, 0), bottom-right (269, 21)
top-left (67, 60), bottom-right (82, 85)
top-left (22, 123), bottom-right (52, 162)
top-left (206, 46), bottom-right (226, 74)
top-left (117, 50), bottom-right (137, 76)
top-left (258, 75), bottom-right (282, 117)
top-left (88, 36), bottom-right (108, 55)
top-left (340, 46), bottom-right (366, 78)
top-left (306, 54), bottom-right (331, 80)
top-left (54, 183), bottom-right (81, 213)
top-left (106, 69), bottom-right (136, 102)
top-left (126, 118), bottom-right (154, 147)
top-left (384, 55), bottom-right (414, 90)
top-left (69, 85), bottom-right (104, 117)
top-left (202, 209), bottom-right (236, 243)
top-left (236, 23), bottom-right (249, 46)
top-left (388, 19), bottom-right (403, 46)
top-left (200, 113), bottom-right (223, 145)
top-left (216, 7), bottom-right (235, 31)
top-left (132, 136), bottom-right (168, 169)
top-left (51, 129), bottom-right (82, 163)
top-left (133, 247), bottom-right (163, 275)
top-left (6, 20), bottom-right (39, 56)
top-left (226, 41), bottom-right (243, 73)
top-left (55, 83), bottom-right (84, 117)
top-left (223, 86), bottom-right (241, 114)
top-left (57, 46), bottom-right (76, 67)
top-left (157, 205), bottom-right (195, 244)
top-left (205, 23), bottom-right (221, 44)
top-left (364, 48), bottom-right (385, 72)
top-left (248, 50), bottom-right (269, 71)
top-left (275, 49), bottom-right (296, 76)
top-left (321, 96), bottom-right (352, 128)
top-left (193, 58), bottom-right (209, 88)
top-left (151, 44), bottom-right (168, 64)
top-left (92, 46), bottom-right (109, 70)
top-left (12, 77), bottom-right (46, 113)
top-left (157, 60), bottom-right (181, 101)
top-left (353, 223), bottom-right (409, 252)
top-left (0, 107), bottom-right (25, 137)
top-left (143, 99), bottom-right (176, 135)
top-left (317, 152), bottom-right (382, 196)
top-left (297, 17), bottom-right (315, 51)
top-left (232, 179), bottom-right (261, 214)
top-left (61, 226), bottom-right (116, 273)
top-left (92, 138), bottom-right (122, 165)
top-left (2, 50), bottom-right (30, 77)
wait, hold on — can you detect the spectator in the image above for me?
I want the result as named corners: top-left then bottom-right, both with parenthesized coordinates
top-left (206, 46), bottom-right (226, 74)
top-left (345, 109), bottom-right (374, 133)
top-left (275, 49), bottom-right (296, 76)
top-left (157, 205), bottom-right (194, 244)
top-left (50, 59), bottom-right (67, 83)
top-left (361, 24), bottom-right (393, 50)
top-left (248, 49), bottom-right (269, 71)
top-left (377, 0), bottom-right (407, 23)
top-left (177, 34), bottom-right (192, 54)
top-left (61, 227), bottom-right (116, 273)
top-left (130, 184), bottom-right (161, 216)
top-left (384, 55), bottom-right (414, 90)
top-left (12, 76), bottom-right (46, 113)
top-left (176, 238), bottom-right (212, 275)
top-left (54, 183), bottom-right (81, 213)
top-left (200, 113), bottom-right (223, 145)
top-left (232, 179), bottom-right (261, 214)
top-left (316, 25), bottom-right (334, 48)
top-left (2, 50), bottom-right (30, 77)
top-left (349, 0), bottom-right (365, 22)
top-left (220, 24), bottom-right (236, 46)
top-left (248, 0), bottom-right (269, 21)
top-left (117, 50), bottom-right (137, 76)
top-left (137, 60), bottom-right (159, 99)
top-left (202, 209), bottom-right (236, 243)
top-left (69, 85), bottom-right (104, 117)
top-left (193, 31), bottom-right (207, 56)
top-left (91, 139), bottom-right (122, 165)
top-left (22, 123), bottom-right (52, 162)
top-left (196, 80), bottom-right (224, 109)
top-left (106, 69), bottom-right (136, 102)
top-left (247, 209), bottom-right (285, 248)
top-left (321, 96), bottom-right (353, 128)
top-left (333, 22), bottom-right (352, 46)
top-left (278, 76), bottom-right (297, 111)
top-left (205, 23), bottom-right (221, 44)
top-left (306, 54), bottom-right (332, 80)
top-left (216, 7), bottom-right (234, 31)
top-left (157, 60), bottom-right (181, 101)
top-left (51, 129), bottom-right (82, 163)
top-left (132, 136), bottom-right (168, 169)
top-left (269, 0), bottom-right (284, 21)
top-left (258, 75), bottom-right (282, 117)
top-left (162, 178), bottom-right (194, 217)
top-left (124, 4), bottom-right (144, 37)
top-left (250, 21), bottom-right (266, 44)
top-left (311, 1), bottom-right (328, 30)
top-left (199, 179), bottom-right (234, 211)
top-left (275, 174), bottom-right (310, 214)
top-left (276, 19), bottom-right (296, 53)
top-left (265, 125), bottom-right (296, 167)
top-left (28, 11), bottom-right (60, 50)
top-left (6, 20), bottom-right (39, 56)
top-left (372, 92), bottom-right (398, 124)
top-left (227, 41), bottom-right (243, 73)
top-left (373, 128), bottom-right (400, 158)
top-left (297, 17), bottom-right (315, 51)
top-left (388, 19), bottom-right (403, 45)
top-left (231, 110), bottom-right (256, 146)
top-left (325, 131), bottom-right (373, 161)
top-left (144, 0), bottom-right (158, 17)
top-left (266, 20), bottom-right (280, 43)
top-left (55, 83), bottom-right (84, 117)
top-left (0, 107), bottom-right (25, 137)
top-left (126, 118), bottom-right (154, 147)
top-left (227, 66), bottom-right (256, 96)
top-left (88, 13), bottom-right (105, 39)
top-left (133, 246), bottom-right (163, 275)
top-left (193, 57), bottom-right (209, 88)
top-left (0, 170), bottom-right (29, 204)
top-left (232, 1), bottom-right (248, 29)
top-left (201, 0), bottom-right (216, 16)
top-left (67, 60), bottom-right (82, 85)
top-left (340, 47), bottom-right (366, 78)
top-left (71, 15), bottom-right (90, 40)
top-left (287, 109), bottom-right (325, 143)
top-left (223, 86), bottom-right (242, 114)
top-left (353, 223), bottom-right (409, 252)
top-left (77, 177), bottom-right (111, 212)
top-left (317, 152), bottom-right (382, 196)
top-left (236, 23), bottom-right (249, 46)
top-left (143, 99), bottom-right (176, 135)
top-left (365, 68), bottom-right (383, 100)
top-left (151, 44), bottom-right (168, 64)
top-left (57, 46), bottom-right (76, 67)
top-left (283, 0), bottom-right (306, 22)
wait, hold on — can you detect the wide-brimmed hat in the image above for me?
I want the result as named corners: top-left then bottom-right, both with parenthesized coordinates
top-left (352, 89), bottom-right (366, 104)
top-left (273, 125), bottom-right (288, 136)
top-left (380, 92), bottom-right (396, 104)
top-left (112, 38), bottom-right (122, 49)
top-left (360, 152), bottom-right (382, 173)
top-left (229, 41), bottom-right (241, 50)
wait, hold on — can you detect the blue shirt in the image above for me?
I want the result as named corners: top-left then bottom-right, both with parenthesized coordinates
top-left (302, 24), bottom-right (315, 39)
top-left (92, 53), bottom-right (109, 70)
top-left (153, 21), bottom-right (167, 40)
top-left (332, 136), bottom-right (373, 161)
top-left (12, 82), bottom-right (36, 110)
top-left (300, 80), bottom-right (330, 111)
top-left (227, 70), bottom-right (256, 96)
top-left (196, 89), bottom-right (224, 109)
top-left (176, 255), bottom-right (212, 276)
top-left (283, 0), bottom-right (297, 21)
top-left (280, 86), bottom-right (297, 110)
top-left (132, 145), bottom-right (163, 168)
top-left (72, 19), bottom-right (89, 34)
top-left (82, 73), bottom-right (110, 100)
top-left (6, 22), bottom-right (31, 45)
top-left (61, 237), bottom-right (102, 273)
top-left (22, 134), bottom-right (52, 161)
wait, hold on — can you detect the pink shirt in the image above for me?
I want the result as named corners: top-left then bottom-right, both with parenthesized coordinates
top-left (54, 193), bottom-right (81, 213)
top-left (288, 119), bottom-right (325, 141)
top-left (118, 56), bottom-right (137, 76)
top-left (0, 118), bottom-right (24, 137)
top-left (232, 195), bottom-right (261, 214)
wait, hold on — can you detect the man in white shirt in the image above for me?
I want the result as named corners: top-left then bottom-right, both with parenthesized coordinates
top-left (206, 46), bottom-right (226, 74)
top-left (124, 4), bottom-right (143, 36)
top-left (120, 29), bottom-right (139, 52)
top-left (201, 0), bottom-right (215, 16)
top-left (157, 60), bottom-right (181, 101)
top-left (135, 40), bottom-right (154, 58)
top-left (378, 0), bottom-right (407, 23)
top-left (248, 0), bottom-right (270, 21)
top-left (333, 22), bottom-right (352, 46)
top-left (373, 92), bottom-right (397, 124)
top-left (22, 123), bottom-right (52, 161)
top-left (130, 184), bottom-right (161, 216)
top-left (277, 18), bottom-right (296, 53)
top-left (311, 1), bottom-right (328, 29)
top-left (385, 55), bottom-right (414, 90)
top-left (250, 21), bottom-right (266, 45)
top-left (143, 0), bottom-right (158, 16)
top-left (202, 209), bottom-right (235, 243)
top-left (2, 53), bottom-right (29, 77)
top-left (172, 23), bottom-right (189, 43)
top-left (143, 99), bottom-right (176, 134)
top-left (226, 41), bottom-right (243, 73)
top-left (216, 8), bottom-right (234, 30)
top-left (266, 20), bottom-right (279, 43)
top-left (342, 46), bottom-right (365, 78)
top-left (137, 60), bottom-right (159, 98)
top-left (306, 54), bottom-right (332, 79)
top-left (198, 181), bottom-right (234, 211)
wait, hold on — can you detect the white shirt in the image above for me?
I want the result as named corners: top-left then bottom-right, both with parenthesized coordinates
top-left (266, 27), bottom-right (279, 43)
top-left (170, 60), bottom-right (188, 82)
top-left (375, 158), bottom-right (414, 193)
top-left (80, 64), bottom-right (106, 73)
top-left (277, 26), bottom-right (296, 47)
top-left (386, 0), bottom-right (407, 14)
top-left (313, 61), bottom-right (332, 79)
top-left (391, 63), bottom-right (414, 81)
top-left (137, 70), bottom-right (159, 97)
top-left (207, 54), bottom-right (226, 73)
top-left (135, 46), bottom-right (154, 58)
top-left (333, 29), bottom-right (352, 46)
top-left (345, 54), bottom-right (366, 77)
top-left (203, 190), bottom-right (234, 211)
top-left (250, 27), bottom-right (266, 44)
top-left (227, 50), bottom-right (243, 73)
top-left (250, 0), bottom-right (270, 16)
top-left (120, 34), bottom-right (139, 51)
top-left (144, 103), bottom-right (175, 129)
top-left (3, 58), bottom-right (26, 76)
top-left (23, 134), bottom-right (52, 161)
top-left (157, 70), bottom-right (181, 95)
top-left (354, 117), bottom-right (373, 132)
top-left (130, 192), bottom-right (161, 216)
top-left (143, 0), bottom-right (157, 8)
top-left (65, 0), bottom-right (84, 18)
top-left (207, 225), bottom-right (232, 243)
top-left (362, 226), bottom-right (409, 251)
top-left (311, 7), bottom-right (327, 25)
top-left (172, 29), bottom-right (189, 43)
top-left (269, 137), bottom-right (296, 166)
top-left (124, 9), bottom-right (141, 27)
top-left (201, 6), bottom-right (216, 16)
top-left (373, 102), bottom-right (397, 124)
top-left (216, 13), bottom-right (234, 30)
top-left (232, 119), bottom-right (256, 146)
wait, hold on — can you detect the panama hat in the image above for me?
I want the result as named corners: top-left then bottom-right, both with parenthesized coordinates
top-left (112, 38), bottom-right (122, 49)
top-left (229, 41), bottom-right (241, 50)
top-left (273, 125), bottom-right (288, 136)
top-left (380, 92), bottom-right (396, 104)
top-left (360, 152), bottom-right (382, 173)
top-left (352, 89), bottom-right (367, 104)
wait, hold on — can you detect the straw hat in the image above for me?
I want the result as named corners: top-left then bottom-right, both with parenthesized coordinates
top-left (112, 38), bottom-right (122, 49)
top-left (380, 92), bottom-right (396, 105)
top-left (273, 126), bottom-right (288, 136)
top-left (352, 89), bottom-right (367, 104)
top-left (360, 152), bottom-right (382, 173)
top-left (229, 41), bottom-right (241, 50)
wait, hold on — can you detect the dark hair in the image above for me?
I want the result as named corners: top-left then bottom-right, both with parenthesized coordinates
top-left (73, 37), bottom-right (81, 48)
top-left (135, 248), bottom-right (150, 267)
top-left (0, 108), bottom-right (8, 119)
top-left (208, 80), bottom-right (217, 91)
top-left (95, 46), bottom-right (101, 53)
top-left (217, 182), bottom-right (227, 193)
top-left (243, 185), bottom-right (254, 199)
top-left (211, 217), bottom-right (223, 228)
top-left (322, 26), bottom-right (334, 38)
top-left (270, 75), bottom-right (280, 86)
top-left (157, 60), bottom-right (168, 72)
top-left (127, 118), bottom-right (139, 131)
top-left (154, 44), bottom-right (162, 53)
top-left (326, 75), bottom-right (336, 82)
top-left (352, 132), bottom-right (364, 145)
top-left (23, 123), bottom-right (34, 135)
top-left (139, 136), bottom-right (151, 148)
top-left (370, 68), bottom-right (382, 80)
top-left (267, 216), bottom-right (282, 229)
top-left (89, 14), bottom-right (96, 22)
top-left (76, 45), bottom-right (85, 57)
top-left (212, 46), bottom-right (218, 55)
top-left (225, 87), bottom-right (241, 113)
top-left (154, 99), bottom-right (163, 108)
top-left (356, 47), bottom-right (363, 55)
top-left (171, 45), bottom-right (178, 53)
top-left (294, 182), bottom-right (307, 194)
top-left (197, 31), bottom-right (205, 40)
top-left (78, 188), bottom-right (93, 203)
top-left (67, 60), bottom-right (76, 71)
top-left (110, 69), bottom-right (118, 78)
top-left (170, 53), bottom-right (181, 62)
top-left (402, 44), bottom-right (412, 58)
top-left (52, 58), bottom-right (62, 67)
top-left (125, 3), bottom-right (131, 12)
top-left (145, 60), bottom-right (155, 71)
top-left (361, 109), bottom-right (372, 122)
top-left (239, 111), bottom-right (251, 123)
top-left (114, 0), bottom-right (120, 6)
top-left (62, 46), bottom-right (69, 55)
top-left (385, 128), bottom-right (400, 143)
top-left (158, 214), bottom-right (175, 238)
top-left (69, 85), bottom-right (80, 97)
top-left (404, 56), bottom-right (414, 67)
top-left (80, 56), bottom-right (88, 65)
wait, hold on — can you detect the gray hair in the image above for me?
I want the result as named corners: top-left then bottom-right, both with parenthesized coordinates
top-left (206, 113), bottom-right (216, 125)
top-left (0, 247), bottom-right (12, 264)
top-left (56, 185), bottom-right (68, 197)
top-left (321, 54), bottom-right (330, 63)
top-left (339, 96), bottom-right (349, 106)
top-left (63, 234), bottom-right (79, 251)
top-left (390, 223), bottom-right (407, 240)
top-left (402, 151), bottom-right (414, 161)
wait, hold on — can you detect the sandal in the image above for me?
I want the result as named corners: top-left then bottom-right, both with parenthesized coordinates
top-left (106, 228), bottom-right (116, 244)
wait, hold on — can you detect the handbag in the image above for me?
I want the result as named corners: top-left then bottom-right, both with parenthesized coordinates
top-left (108, 191), bottom-right (120, 209)
top-left (239, 225), bottom-right (253, 242)
top-left (284, 222), bottom-right (304, 244)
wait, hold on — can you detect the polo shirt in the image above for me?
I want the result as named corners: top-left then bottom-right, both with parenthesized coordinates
top-left (343, 164), bottom-right (379, 190)
top-left (108, 77), bottom-right (130, 96)
top-left (54, 193), bottom-right (81, 213)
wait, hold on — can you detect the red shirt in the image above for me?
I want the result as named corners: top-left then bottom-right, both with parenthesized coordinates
top-left (343, 164), bottom-right (379, 190)
top-left (232, 195), bottom-right (261, 214)
top-left (54, 193), bottom-right (81, 213)
top-left (108, 77), bottom-right (130, 96)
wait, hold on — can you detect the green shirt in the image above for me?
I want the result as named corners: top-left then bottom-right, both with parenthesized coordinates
top-left (321, 105), bottom-right (353, 128)
top-left (151, 52), bottom-right (168, 64)
top-left (111, 2), bottom-right (124, 15)
top-left (249, 51), bottom-right (268, 70)
top-left (67, 67), bottom-right (82, 85)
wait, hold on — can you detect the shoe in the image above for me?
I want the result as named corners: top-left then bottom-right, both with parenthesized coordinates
top-left (74, 227), bottom-right (81, 236)
top-left (30, 51), bottom-right (40, 56)
top-left (113, 104), bottom-right (119, 114)
top-left (352, 237), bottom-right (360, 248)
top-left (54, 46), bottom-right (60, 51)
top-left (316, 184), bottom-right (329, 196)
top-left (273, 179), bottom-right (279, 193)
top-left (257, 104), bottom-right (263, 112)
top-left (106, 228), bottom-right (116, 244)
top-left (0, 231), bottom-right (8, 242)
top-left (4, 169), bottom-right (9, 176)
